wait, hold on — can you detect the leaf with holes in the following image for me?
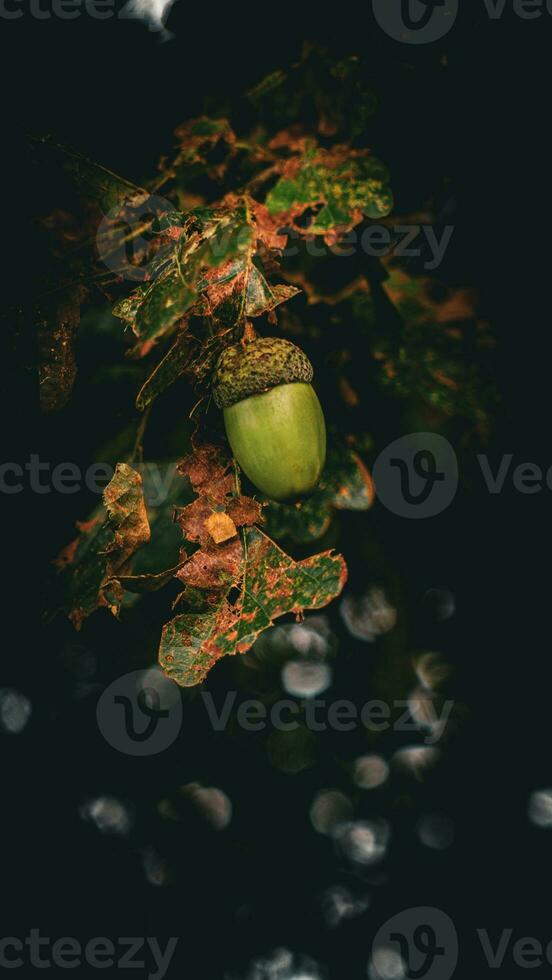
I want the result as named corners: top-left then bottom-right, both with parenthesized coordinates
top-left (156, 444), bottom-right (347, 686)
top-left (163, 116), bottom-right (238, 184)
top-left (56, 463), bottom-right (151, 629)
top-left (113, 205), bottom-right (254, 355)
top-left (159, 526), bottom-right (347, 686)
top-left (265, 143), bottom-right (393, 235)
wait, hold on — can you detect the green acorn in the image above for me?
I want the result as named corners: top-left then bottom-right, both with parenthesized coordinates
top-left (212, 337), bottom-right (326, 502)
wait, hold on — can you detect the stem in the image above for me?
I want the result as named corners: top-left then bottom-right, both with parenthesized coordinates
top-left (131, 404), bottom-right (152, 463)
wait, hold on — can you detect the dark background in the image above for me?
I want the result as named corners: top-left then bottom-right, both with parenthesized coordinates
top-left (2, 4), bottom-right (552, 978)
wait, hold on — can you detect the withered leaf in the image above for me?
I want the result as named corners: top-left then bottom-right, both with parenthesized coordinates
top-left (204, 512), bottom-right (238, 544)
top-left (57, 463), bottom-right (150, 628)
top-left (172, 445), bottom-right (261, 592)
top-left (178, 443), bottom-right (235, 502)
top-left (164, 117), bottom-right (237, 183)
top-left (176, 537), bottom-right (243, 591)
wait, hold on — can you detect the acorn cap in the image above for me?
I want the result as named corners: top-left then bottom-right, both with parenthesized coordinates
top-left (212, 337), bottom-right (314, 409)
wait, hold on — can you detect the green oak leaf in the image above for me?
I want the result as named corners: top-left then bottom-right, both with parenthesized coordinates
top-left (158, 526), bottom-right (347, 686)
top-left (265, 150), bottom-right (393, 230)
top-left (133, 268), bottom-right (196, 347)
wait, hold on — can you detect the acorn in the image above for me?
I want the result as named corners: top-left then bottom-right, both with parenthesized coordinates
top-left (212, 337), bottom-right (326, 502)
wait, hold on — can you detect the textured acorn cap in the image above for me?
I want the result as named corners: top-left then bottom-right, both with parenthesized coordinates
top-left (212, 337), bottom-right (314, 409)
